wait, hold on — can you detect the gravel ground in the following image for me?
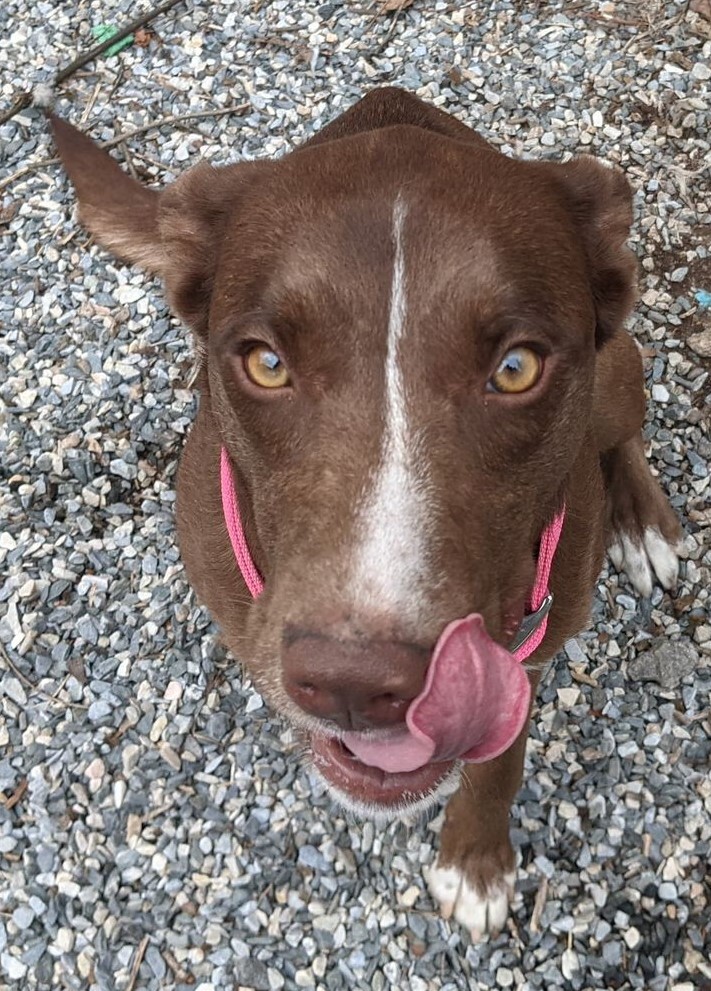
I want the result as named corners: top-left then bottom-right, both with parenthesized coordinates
top-left (1, 1), bottom-right (710, 989)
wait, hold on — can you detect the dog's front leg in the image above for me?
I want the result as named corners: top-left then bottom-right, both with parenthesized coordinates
top-left (425, 672), bottom-right (540, 940)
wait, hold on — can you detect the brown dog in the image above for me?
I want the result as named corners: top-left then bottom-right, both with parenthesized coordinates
top-left (51, 87), bottom-right (681, 938)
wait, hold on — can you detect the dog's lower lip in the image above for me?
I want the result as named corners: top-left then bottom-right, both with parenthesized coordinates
top-left (310, 733), bottom-right (454, 806)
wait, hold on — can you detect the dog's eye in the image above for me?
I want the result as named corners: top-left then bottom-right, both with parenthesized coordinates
top-left (490, 347), bottom-right (542, 394)
top-left (244, 345), bottom-right (290, 389)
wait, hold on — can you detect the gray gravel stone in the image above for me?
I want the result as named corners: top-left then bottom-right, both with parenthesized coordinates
top-left (1, 953), bottom-right (27, 981)
top-left (627, 639), bottom-right (699, 689)
top-left (234, 957), bottom-right (271, 990)
top-left (10, 908), bottom-right (34, 931)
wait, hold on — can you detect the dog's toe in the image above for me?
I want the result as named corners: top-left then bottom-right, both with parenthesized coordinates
top-left (425, 860), bottom-right (514, 940)
top-left (642, 526), bottom-right (680, 590)
top-left (609, 533), bottom-right (653, 597)
top-left (609, 526), bottom-right (680, 598)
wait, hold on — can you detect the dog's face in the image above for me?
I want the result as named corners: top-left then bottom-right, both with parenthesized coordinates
top-left (53, 92), bottom-right (636, 816)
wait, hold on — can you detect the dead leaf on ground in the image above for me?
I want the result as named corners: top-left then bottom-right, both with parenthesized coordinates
top-left (691, 0), bottom-right (711, 21)
top-left (0, 202), bottom-right (18, 226)
top-left (381, 0), bottom-right (416, 11)
top-left (134, 27), bottom-right (154, 47)
top-left (67, 654), bottom-right (88, 684)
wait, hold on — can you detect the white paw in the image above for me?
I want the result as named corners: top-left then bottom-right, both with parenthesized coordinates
top-left (424, 861), bottom-right (515, 940)
top-left (609, 526), bottom-right (680, 598)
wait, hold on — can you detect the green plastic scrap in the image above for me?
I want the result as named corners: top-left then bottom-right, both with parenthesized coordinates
top-left (92, 24), bottom-right (134, 57)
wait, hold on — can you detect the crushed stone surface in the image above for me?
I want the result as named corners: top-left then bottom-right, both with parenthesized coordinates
top-left (1, 1), bottom-right (710, 989)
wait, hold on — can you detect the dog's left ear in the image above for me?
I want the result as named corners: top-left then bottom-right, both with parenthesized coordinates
top-left (550, 156), bottom-right (637, 348)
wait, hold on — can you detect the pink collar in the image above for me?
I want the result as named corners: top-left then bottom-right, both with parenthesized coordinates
top-left (220, 447), bottom-right (564, 662)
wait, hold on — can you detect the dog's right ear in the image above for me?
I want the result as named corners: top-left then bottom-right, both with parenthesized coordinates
top-left (51, 115), bottom-right (164, 272)
top-left (50, 115), bottom-right (251, 336)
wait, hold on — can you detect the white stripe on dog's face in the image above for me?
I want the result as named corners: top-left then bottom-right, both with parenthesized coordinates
top-left (349, 197), bottom-right (432, 621)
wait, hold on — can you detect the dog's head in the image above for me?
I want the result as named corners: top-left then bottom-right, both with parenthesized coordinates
top-left (52, 88), bottom-right (636, 817)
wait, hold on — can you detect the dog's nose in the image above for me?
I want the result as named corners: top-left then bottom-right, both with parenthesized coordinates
top-left (282, 630), bottom-right (430, 731)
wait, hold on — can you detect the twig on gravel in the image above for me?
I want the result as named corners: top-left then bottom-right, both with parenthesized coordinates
top-left (118, 142), bottom-right (140, 182)
top-left (53, 0), bottom-right (184, 87)
top-left (384, 8), bottom-right (404, 42)
top-left (576, 10), bottom-right (643, 28)
top-left (0, 641), bottom-right (40, 692)
top-left (108, 67), bottom-right (128, 103)
top-left (80, 81), bottom-right (104, 126)
top-left (99, 104), bottom-right (250, 150)
top-left (126, 935), bottom-right (150, 991)
top-left (163, 948), bottom-right (193, 984)
top-left (0, 778), bottom-right (28, 811)
top-left (530, 877), bottom-right (549, 933)
top-left (0, 0), bottom-right (184, 126)
top-left (0, 105), bottom-right (250, 192)
top-left (130, 149), bottom-right (181, 176)
top-left (0, 158), bottom-right (58, 192)
top-left (0, 641), bottom-right (87, 710)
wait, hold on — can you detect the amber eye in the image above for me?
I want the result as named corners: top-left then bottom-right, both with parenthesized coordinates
top-left (243, 345), bottom-right (290, 389)
top-left (490, 347), bottom-right (542, 394)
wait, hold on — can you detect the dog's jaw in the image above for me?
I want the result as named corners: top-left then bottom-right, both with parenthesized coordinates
top-left (309, 756), bottom-right (462, 827)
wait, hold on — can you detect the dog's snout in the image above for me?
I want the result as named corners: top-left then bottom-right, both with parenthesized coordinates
top-left (282, 630), bottom-right (430, 731)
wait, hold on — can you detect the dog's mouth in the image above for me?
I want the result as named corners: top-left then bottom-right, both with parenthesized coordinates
top-left (310, 731), bottom-right (455, 807)
top-left (292, 609), bottom-right (538, 811)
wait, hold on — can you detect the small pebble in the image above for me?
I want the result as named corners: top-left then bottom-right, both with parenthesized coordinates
top-left (1, 953), bottom-right (27, 981)
top-left (11, 906), bottom-right (35, 930)
top-left (624, 927), bottom-right (642, 949)
top-left (84, 758), bottom-right (105, 780)
top-left (2, 677), bottom-right (28, 707)
top-left (652, 384), bottom-right (670, 403)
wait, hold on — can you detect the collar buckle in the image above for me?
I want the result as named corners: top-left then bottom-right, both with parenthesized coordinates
top-left (509, 592), bottom-right (554, 654)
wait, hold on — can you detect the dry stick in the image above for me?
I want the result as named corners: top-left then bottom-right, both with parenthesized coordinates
top-left (80, 81), bottom-right (103, 126)
top-left (0, 104), bottom-right (250, 191)
top-left (0, 158), bottom-right (58, 192)
top-left (0, 641), bottom-right (88, 710)
top-left (119, 141), bottom-right (140, 182)
top-left (577, 10), bottom-right (642, 28)
top-left (99, 104), bottom-right (250, 150)
top-left (162, 948), bottom-right (192, 984)
top-left (0, 640), bottom-right (39, 692)
top-left (130, 148), bottom-right (181, 176)
top-left (530, 876), bottom-right (549, 933)
top-left (1, 778), bottom-right (28, 812)
top-left (125, 935), bottom-right (150, 991)
top-left (0, 0), bottom-right (184, 126)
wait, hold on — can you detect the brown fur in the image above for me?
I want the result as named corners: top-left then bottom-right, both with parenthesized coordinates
top-left (50, 88), bottom-right (681, 935)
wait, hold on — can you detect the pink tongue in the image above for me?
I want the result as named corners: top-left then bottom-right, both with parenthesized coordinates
top-left (342, 614), bottom-right (531, 773)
